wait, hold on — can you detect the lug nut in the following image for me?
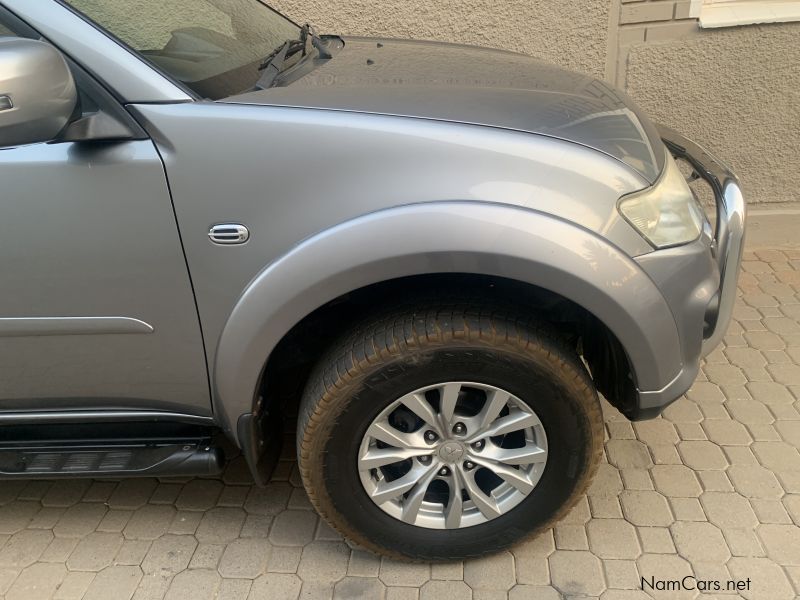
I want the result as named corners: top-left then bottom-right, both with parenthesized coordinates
top-left (439, 466), bottom-right (451, 476)
top-left (419, 455), bottom-right (432, 464)
top-left (424, 431), bottom-right (438, 443)
top-left (471, 440), bottom-right (484, 451)
top-left (452, 422), bottom-right (466, 435)
top-left (464, 461), bottom-right (475, 470)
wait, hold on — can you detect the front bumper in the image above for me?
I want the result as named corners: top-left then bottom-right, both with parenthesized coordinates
top-left (631, 126), bottom-right (746, 418)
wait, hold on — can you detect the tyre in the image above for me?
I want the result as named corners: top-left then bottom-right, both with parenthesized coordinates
top-left (297, 301), bottom-right (603, 560)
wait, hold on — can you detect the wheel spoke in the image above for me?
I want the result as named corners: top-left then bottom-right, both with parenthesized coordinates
top-left (401, 466), bottom-right (440, 524)
top-left (366, 421), bottom-right (420, 450)
top-left (370, 462), bottom-right (439, 505)
top-left (399, 392), bottom-right (442, 434)
top-left (360, 447), bottom-right (432, 470)
top-left (471, 457), bottom-right (535, 494)
top-left (439, 383), bottom-right (461, 426)
top-left (469, 410), bottom-right (536, 441)
top-left (481, 442), bottom-right (547, 466)
top-left (460, 466), bottom-right (502, 520)
top-left (477, 388), bottom-right (509, 431)
top-left (445, 468), bottom-right (464, 529)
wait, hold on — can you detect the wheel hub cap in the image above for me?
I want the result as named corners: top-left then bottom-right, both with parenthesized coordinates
top-left (437, 441), bottom-right (465, 463)
top-left (357, 381), bottom-right (548, 530)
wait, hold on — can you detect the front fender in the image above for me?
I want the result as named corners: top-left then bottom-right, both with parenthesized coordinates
top-left (214, 202), bottom-right (680, 442)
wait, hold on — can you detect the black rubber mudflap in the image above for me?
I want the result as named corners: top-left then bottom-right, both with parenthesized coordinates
top-left (238, 408), bottom-right (283, 487)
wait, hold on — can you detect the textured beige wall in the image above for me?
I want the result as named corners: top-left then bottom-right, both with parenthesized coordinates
top-left (626, 23), bottom-right (800, 204)
top-left (269, 0), bottom-right (610, 79)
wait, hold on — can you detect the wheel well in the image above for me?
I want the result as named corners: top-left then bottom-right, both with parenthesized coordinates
top-left (259, 273), bottom-right (638, 420)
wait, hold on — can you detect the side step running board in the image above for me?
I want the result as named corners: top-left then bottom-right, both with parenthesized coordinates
top-left (0, 441), bottom-right (224, 478)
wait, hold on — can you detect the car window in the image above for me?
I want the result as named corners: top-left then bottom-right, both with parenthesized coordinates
top-left (0, 23), bottom-right (15, 36)
top-left (63, 0), bottom-right (300, 99)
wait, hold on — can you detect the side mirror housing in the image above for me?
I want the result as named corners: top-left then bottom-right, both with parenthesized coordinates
top-left (0, 37), bottom-right (78, 148)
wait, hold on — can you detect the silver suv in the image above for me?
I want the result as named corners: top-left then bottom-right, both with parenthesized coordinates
top-left (0, 0), bottom-right (744, 560)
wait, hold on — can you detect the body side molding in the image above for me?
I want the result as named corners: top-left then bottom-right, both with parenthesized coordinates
top-left (0, 316), bottom-right (154, 337)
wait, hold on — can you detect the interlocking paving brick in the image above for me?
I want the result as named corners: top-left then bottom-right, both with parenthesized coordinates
top-left (268, 546), bottom-right (303, 574)
top-left (195, 508), bottom-right (245, 544)
top-left (41, 480), bottom-right (90, 508)
top-left (176, 480), bottom-right (223, 511)
top-left (40, 536), bottom-right (79, 563)
top-left (702, 419), bottom-right (753, 445)
top-left (619, 491), bottom-right (673, 526)
top-left (606, 440), bottom-right (652, 469)
top-left (218, 538), bottom-right (272, 579)
top-left (554, 524), bottom-right (588, 550)
top-left (53, 502), bottom-right (107, 538)
top-left (637, 527), bottom-right (675, 554)
top-left (700, 492), bottom-right (759, 529)
top-left (141, 534), bottom-right (196, 574)
top-left (0, 529), bottom-right (52, 568)
top-left (512, 529), bottom-right (554, 585)
top-left (240, 514), bottom-right (273, 538)
top-left (67, 532), bottom-right (124, 571)
top-left (164, 568), bottom-right (220, 600)
top-left (150, 484), bottom-right (182, 505)
top-left (54, 571), bottom-right (95, 600)
top-left (297, 542), bottom-right (350, 583)
top-left (636, 553), bottom-right (694, 600)
top-left (548, 550), bottom-right (604, 597)
top-left (115, 539), bottom-right (151, 566)
top-left (728, 557), bottom-right (795, 600)
top-left (332, 576), bottom-right (387, 599)
top-left (189, 543), bottom-right (225, 570)
top-left (463, 551), bottom-right (516, 591)
top-left (430, 561), bottom-right (463, 581)
top-left (419, 579), bottom-right (469, 600)
top-left (5, 562), bottom-right (66, 600)
top-left (217, 578), bottom-right (252, 600)
top-left (97, 509), bottom-right (133, 533)
top-left (124, 505), bottom-right (177, 540)
top-left (169, 510), bottom-right (203, 535)
top-left (651, 465), bottom-right (702, 497)
top-left (671, 521), bottom-right (730, 563)
top-left (602, 559), bottom-right (639, 589)
top-left (752, 441), bottom-right (800, 472)
top-left (757, 523), bottom-right (800, 565)
top-left (29, 506), bottom-right (64, 530)
top-left (108, 480), bottom-right (158, 510)
top-left (270, 509), bottom-right (318, 546)
top-left (677, 441), bottom-right (729, 470)
top-left (586, 519), bottom-right (640, 559)
top-left (509, 586), bottom-right (562, 600)
top-left (249, 573), bottom-right (302, 600)
top-left (379, 558), bottom-right (431, 587)
top-left (0, 501), bottom-right (39, 534)
top-left (83, 566), bottom-right (142, 600)
top-left (245, 484), bottom-right (292, 516)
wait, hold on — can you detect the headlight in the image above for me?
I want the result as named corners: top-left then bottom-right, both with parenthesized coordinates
top-left (618, 150), bottom-right (705, 248)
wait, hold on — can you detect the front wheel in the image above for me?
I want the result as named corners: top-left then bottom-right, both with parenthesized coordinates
top-left (297, 302), bottom-right (603, 560)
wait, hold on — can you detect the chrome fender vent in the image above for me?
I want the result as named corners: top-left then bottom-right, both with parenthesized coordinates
top-left (208, 223), bottom-right (249, 245)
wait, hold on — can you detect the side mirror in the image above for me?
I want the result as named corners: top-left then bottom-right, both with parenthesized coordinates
top-left (0, 37), bottom-right (78, 148)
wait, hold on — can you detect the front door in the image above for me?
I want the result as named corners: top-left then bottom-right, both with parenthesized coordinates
top-left (0, 22), bottom-right (209, 416)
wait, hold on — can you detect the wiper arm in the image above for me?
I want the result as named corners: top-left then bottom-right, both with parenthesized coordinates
top-left (256, 38), bottom-right (305, 89)
top-left (256, 23), bottom-right (332, 90)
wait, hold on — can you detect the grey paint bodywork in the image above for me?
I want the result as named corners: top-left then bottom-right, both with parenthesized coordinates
top-left (0, 1), bottom-right (739, 449)
top-left (230, 37), bottom-right (665, 183)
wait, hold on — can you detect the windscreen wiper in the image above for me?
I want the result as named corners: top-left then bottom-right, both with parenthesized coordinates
top-left (256, 24), bottom-right (332, 90)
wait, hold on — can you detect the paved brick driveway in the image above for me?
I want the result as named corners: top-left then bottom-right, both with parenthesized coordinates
top-left (1, 247), bottom-right (799, 600)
